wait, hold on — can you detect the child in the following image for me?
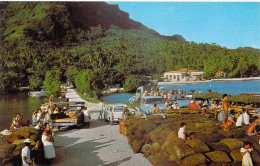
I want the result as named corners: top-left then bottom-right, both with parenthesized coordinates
top-left (241, 141), bottom-right (253, 166)
top-left (178, 123), bottom-right (189, 140)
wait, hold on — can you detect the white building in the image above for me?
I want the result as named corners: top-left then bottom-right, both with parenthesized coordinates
top-left (164, 68), bottom-right (204, 82)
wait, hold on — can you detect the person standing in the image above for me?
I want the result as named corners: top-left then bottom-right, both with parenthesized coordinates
top-left (42, 131), bottom-right (56, 163)
top-left (21, 139), bottom-right (33, 166)
top-left (98, 101), bottom-right (104, 120)
top-left (83, 107), bottom-right (90, 127)
top-left (241, 141), bottom-right (254, 166)
top-left (222, 94), bottom-right (229, 131)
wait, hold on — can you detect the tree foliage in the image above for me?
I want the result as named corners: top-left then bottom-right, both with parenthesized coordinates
top-left (0, 2), bottom-right (259, 93)
top-left (43, 70), bottom-right (60, 96)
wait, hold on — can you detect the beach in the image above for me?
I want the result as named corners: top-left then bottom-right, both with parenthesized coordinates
top-left (53, 89), bottom-right (151, 166)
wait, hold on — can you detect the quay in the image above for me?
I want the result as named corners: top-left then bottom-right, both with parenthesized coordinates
top-left (53, 89), bottom-right (151, 166)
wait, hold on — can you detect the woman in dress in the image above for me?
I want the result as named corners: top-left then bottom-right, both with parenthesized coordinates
top-left (41, 131), bottom-right (55, 162)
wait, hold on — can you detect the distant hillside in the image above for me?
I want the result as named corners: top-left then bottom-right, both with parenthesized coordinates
top-left (67, 2), bottom-right (185, 42)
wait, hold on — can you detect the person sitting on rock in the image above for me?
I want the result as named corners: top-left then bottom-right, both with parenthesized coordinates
top-left (201, 104), bottom-right (211, 118)
top-left (247, 117), bottom-right (259, 136)
top-left (236, 108), bottom-right (250, 127)
top-left (168, 104), bottom-right (174, 111)
top-left (9, 122), bottom-right (15, 131)
top-left (241, 141), bottom-right (253, 166)
top-left (151, 104), bottom-right (159, 114)
top-left (189, 100), bottom-right (198, 109)
top-left (173, 103), bottom-right (179, 109)
top-left (178, 123), bottom-right (189, 140)
top-left (227, 109), bottom-right (236, 127)
top-left (211, 100), bottom-right (218, 109)
top-left (35, 121), bottom-right (42, 131)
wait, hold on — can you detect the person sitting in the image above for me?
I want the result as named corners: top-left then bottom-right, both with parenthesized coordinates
top-left (32, 112), bottom-right (37, 126)
top-left (13, 116), bottom-right (20, 129)
top-left (35, 121), bottom-right (42, 130)
top-left (173, 103), bottom-right (179, 109)
top-left (9, 122), bottom-right (15, 131)
top-left (168, 105), bottom-right (174, 111)
top-left (236, 108), bottom-right (250, 127)
top-left (201, 104), bottom-right (211, 118)
top-left (151, 104), bottom-right (159, 114)
top-left (247, 117), bottom-right (259, 136)
top-left (211, 100), bottom-right (218, 109)
top-left (189, 100), bottom-right (198, 109)
top-left (163, 102), bottom-right (168, 110)
top-left (240, 141), bottom-right (253, 166)
top-left (227, 109), bottom-right (236, 127)
top-left (178, 123), bottom-right (189, 140)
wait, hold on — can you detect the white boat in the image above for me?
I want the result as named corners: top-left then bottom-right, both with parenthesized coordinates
top-left (28, 89), bottom-right (49, 97)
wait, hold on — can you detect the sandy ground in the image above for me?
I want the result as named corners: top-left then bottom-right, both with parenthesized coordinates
top-left (52, 89), bottom-right (151, 166)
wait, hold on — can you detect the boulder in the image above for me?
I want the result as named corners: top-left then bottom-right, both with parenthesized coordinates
top-left (230, 149), bottom-right (242, 163)
top-left (30, 134), bottom-right (40, 142)
top-left (220, 139), bottom-right (243, 151)
top-left (12, 144), bottom-right (24, 158)
top-left (231, 129), bottom-right (245, 138)
top-left (217, 130), bottom-right (233, 138)
top-left (141, 144), bottom-right (151, 157)
top-left (185, 139), bottom-right (210, 152)
top-left (181, 153), bottom-right (207, 166)
top-left (252, 151), bottom-right (260, 164)
top-left (205, 151), bottom-right (231, 163)
top-left (195, 134), bottom-right (219, 144)
top-left (131, 139), bottom-right (144, 153)
top-left (210, 142), bottom-right (230, 153)
top-left (162, 132), bottom-right (195, 160)
top-left (0, 144), bottom-right (16, 161)
top-left (150, 142), bottom-right (160, 155)
top-left (12, 139), bottom-right (25, 146)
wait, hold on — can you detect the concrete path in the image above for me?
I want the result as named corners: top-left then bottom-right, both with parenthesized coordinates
top-left (53, 89), bottom-right (152, 166)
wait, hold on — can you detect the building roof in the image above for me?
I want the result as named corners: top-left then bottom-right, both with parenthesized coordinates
top-left (165, 68), bottom-right (204, 74)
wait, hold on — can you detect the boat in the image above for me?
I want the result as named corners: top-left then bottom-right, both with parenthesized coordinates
top-left (28, 89), bottom-right (49, 97)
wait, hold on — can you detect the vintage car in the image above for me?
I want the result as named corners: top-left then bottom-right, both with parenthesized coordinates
top-left (104, 104), bottom-right (127, 125)
top-left (51, 101), bottom-right (85, 128)
top-left (140, 96), bottom-right (165, 115)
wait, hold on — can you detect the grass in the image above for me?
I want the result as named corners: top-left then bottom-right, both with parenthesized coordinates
top-left (76, 90), bottom-right (101, 104)
top-left (125, 102), bottom-right (140, 108)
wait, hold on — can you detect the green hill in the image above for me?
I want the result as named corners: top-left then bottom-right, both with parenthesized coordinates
top-left (0, 2), bottom-right (259, 96)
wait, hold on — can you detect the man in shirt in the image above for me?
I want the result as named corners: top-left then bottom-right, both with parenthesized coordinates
top-left (178, 123), bottom-right (189, 140)
top-left (22, 139), bottom-right (33, 166)
top-left (98, 101), bottom-right (104, 120)
top-left (241, 141), bottom-right (253, 166)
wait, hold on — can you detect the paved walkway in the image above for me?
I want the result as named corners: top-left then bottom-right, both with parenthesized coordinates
top-left (53, 89), bottom-right (151, 166)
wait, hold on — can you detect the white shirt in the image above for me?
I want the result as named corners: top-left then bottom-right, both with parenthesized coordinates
top-left (240, 148), bottom-right (253, 166)
top-left (178, 127), bottom-right (185, 139)
top-left (22, 146), bottom-right (32, 165)
top-left (35, 125), bottom-right (40, 130)
top-left (236, 114), bottom-right (243, 126)
top-left (99, 102), bottom-right (104, 110)
top-left (243, 113), bottom-right (250, 125)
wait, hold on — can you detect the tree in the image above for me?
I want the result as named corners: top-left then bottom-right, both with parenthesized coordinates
top-left (43, 70), bottom-right (60, 96)
top-left (123, 75), bottom-right (142, 93)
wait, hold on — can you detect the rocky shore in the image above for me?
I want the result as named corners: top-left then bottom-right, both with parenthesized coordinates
top-left (125, 114), bottom-right (260, 166)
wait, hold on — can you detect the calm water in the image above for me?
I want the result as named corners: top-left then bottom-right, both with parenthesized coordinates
top-left (0, 80), bottom-right (259, 131)
top-left (0, 93), bottom-right (48, 131)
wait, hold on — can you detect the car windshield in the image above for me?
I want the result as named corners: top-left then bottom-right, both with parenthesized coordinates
top-left (145, 98), bottom-right (163, 104)
top-left (114, 106), bottom-right (124, 112)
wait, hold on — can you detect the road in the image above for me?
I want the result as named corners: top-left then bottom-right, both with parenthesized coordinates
top-left (52, 89), bottom-right (151, 166)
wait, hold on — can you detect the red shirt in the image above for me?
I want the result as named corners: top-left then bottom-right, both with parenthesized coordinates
top-left (189, 103), bottom-right (198, 109)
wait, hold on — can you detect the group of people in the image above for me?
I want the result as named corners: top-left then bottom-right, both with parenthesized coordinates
top-left (177, 122), bottom-right (255, 166)
top-left (9, 113), bottom-right (23, 131)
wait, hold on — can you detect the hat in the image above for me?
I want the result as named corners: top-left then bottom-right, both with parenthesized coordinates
top-left (24, 138), bottom-right (32, 143)
top-left (190, 100), bottom-right (194, 103)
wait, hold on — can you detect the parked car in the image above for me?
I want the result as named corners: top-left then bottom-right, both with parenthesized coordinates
top-left (104, 104), bottom-right (127, 125)
top-left (140, 96), bottom-right (165, 115)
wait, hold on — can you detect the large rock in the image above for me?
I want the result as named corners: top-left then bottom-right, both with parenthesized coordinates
top-left (180, 153), bottom-right (207, 166)
top-left (230, 149), bottom-right (242, 163)
top-left (220, 139), bottom-right (243, 151)
top-left (0, 144), bottom-right (16, 161)
top-left (12, 144), bottom-right (24, 158)
top-left (210, 143), bottom-right (230, 153)
top-left (218, 130), bottom-right (233, 138)
top-left (185, 139), bottom-right (210, 152)
top-left (195, 134), bottom-right (219, 144)
top-left (206, 151), bottom-right (231, 163)
top-left (2, 127), bottom-right (39, 143)
top-left (162, 132), bottom-right (196, 160)
top-left (252, 151), bottom-right (260, 164)
top-left (150, 142), bottom-right (160, 155)
top-left (231, 129), bottom-right (245, 138)
top-left (141, 144), bottom-right (151, 157)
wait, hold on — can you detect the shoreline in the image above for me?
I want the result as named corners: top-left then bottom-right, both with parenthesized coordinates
top-left (158, 77), bottom-right (260, 85)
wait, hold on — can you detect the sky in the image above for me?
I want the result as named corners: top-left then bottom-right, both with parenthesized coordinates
top-left (107, 2), bottom-right (260, 49)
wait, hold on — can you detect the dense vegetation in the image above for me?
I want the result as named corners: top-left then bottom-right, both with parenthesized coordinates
top-left (0, 2), bottom-right (259, 96)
